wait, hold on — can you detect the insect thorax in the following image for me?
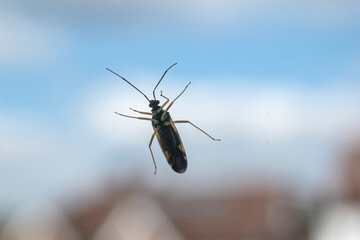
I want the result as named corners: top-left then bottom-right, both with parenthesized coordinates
top-left (152, 109), bottom-right (170, 128)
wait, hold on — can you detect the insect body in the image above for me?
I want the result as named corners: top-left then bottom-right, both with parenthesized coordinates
top-left (106, 63), bottom-right (220, 174)
top-left (150, 99), bottom-right (187, 173)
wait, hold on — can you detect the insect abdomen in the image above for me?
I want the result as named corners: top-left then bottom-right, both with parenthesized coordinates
top-left (156, 124), bottom-right (187, 173)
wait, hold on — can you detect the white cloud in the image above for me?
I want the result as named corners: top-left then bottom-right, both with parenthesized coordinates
top-left (1, 73), bottom-right (360, 207)
top-left (79, 75), bottom-right (360, 197)
top-left (81, 80), bottom-right (154, 145)
top-left (2, 0), bottom-right (358, 28)
top-left (0, 109), bottom-right (102, 205)
top-left (84, 75), bottom-right (360, 144)
top-left (0, 5), bottom-right (69, 65)
top-left (0, 113), bottom-right (50, 163)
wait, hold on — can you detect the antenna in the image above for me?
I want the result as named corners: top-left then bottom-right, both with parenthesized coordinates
top-left (153, 63), bottom-right (178, 100)
top-left (106, 68), bottom-right (150, 102)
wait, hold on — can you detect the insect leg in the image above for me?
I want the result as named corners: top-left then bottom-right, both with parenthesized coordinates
top-left (149, 131), bottom-right (157, 175)
top-left (159, 90), bottom-right (169, 108)
top-left (152, 90), bottom-right (170, 115)
top-left (115, 112), bottom-right (157, 122)
top-left (161, 82), bottom-right (191, 120)
top-left (172, 120), bottom-right (221, 141)
top-left (153, 90), bottom-right (170, 115)
top-left (129, 107), bottom-right (153, 115)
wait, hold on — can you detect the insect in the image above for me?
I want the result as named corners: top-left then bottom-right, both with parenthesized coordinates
top-left (106, 63), bottom-right (220, 174)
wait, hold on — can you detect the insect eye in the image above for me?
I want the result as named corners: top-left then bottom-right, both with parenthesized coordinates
top-left (156, 100), bottom-right (160, 104)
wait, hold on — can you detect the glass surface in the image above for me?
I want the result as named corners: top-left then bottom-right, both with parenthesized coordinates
top-left (1, 1), bottom-right (360, 239)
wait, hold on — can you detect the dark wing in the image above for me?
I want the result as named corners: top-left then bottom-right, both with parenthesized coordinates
top-left (154, 118), bottom-right (187, 173)
top-left (166, 147), bottom-right (187, 173)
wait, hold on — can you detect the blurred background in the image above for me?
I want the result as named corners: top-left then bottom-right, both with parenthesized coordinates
top-left (1, 0), bottom-right (360, 239)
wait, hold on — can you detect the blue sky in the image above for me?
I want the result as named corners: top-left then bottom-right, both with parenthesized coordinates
top-left (1, 0), bottom-right (360, 211)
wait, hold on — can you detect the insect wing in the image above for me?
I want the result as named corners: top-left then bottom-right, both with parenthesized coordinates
top-left (155, 119), bottom-right (187, 173)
